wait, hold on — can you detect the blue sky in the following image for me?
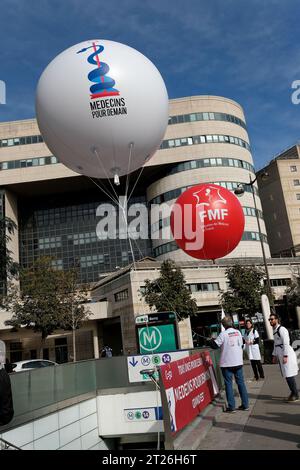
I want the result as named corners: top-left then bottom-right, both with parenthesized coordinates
top-left (0, 0), bottom-right (300, 169)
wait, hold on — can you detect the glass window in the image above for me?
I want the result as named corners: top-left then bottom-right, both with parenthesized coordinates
top-left (290, 165), bottom-right (297, 172)
top-left (293, 179), bottom-right (300, 186)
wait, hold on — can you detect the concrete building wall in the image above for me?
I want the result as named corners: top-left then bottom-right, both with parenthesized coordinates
top-left (258, 145), bottom-right (300, 256)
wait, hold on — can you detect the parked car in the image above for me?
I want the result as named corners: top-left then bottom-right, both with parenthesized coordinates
top-left (11, 359), bottom-right (58, 372)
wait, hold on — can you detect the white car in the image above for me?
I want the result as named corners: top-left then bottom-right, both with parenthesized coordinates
top-left (11, 359), bottom-right (58, 372)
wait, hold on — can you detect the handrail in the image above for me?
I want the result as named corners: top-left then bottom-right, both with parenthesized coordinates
top-left (0, 437), bottom-right (22, 450)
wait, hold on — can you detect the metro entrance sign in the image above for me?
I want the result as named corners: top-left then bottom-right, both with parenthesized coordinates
top-left (138, 324), bottom-right (177, 354)
top-left (135, 312), bottom-right (179, 354)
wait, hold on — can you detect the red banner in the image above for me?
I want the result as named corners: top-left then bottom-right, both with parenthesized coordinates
top-left (160, 351), bottom-right (217, 434)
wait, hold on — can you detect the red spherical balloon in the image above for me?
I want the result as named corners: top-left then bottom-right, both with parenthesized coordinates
top-left (170, 183), bottom-right (245, 260)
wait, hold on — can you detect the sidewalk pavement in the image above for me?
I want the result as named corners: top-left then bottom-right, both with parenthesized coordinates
top-left (197, 364), bottom-right (300, 450)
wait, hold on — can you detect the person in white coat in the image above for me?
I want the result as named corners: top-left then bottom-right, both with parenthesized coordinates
top-left (243, 319), bottom-right (265, 381)
top-left (270, 313), bottom-right (299, 402)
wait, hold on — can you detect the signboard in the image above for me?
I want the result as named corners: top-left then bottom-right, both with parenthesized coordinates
top-left (127, 350), bottom-right (190, 383)
top-left (160, 351), bottom-right (216, 434)
top-left (124, 407), bottom-right (162, 422)
top-left (135, 311), bottom-right (179, 354)
top-left (135, 312), bottom-right (176, 324)
top-left (138, 324), bottom-right (177, 354)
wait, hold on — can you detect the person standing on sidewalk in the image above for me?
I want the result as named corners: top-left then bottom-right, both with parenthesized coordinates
top-left (269, 313), bottom-right (299, 402)
top-left (243, 319), bottom-right (265, 381)
top-left (210, 316), bottom-right (249, 413)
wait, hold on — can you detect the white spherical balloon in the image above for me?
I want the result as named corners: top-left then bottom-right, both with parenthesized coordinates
top-left (36, 40), bottom-right (169, 180)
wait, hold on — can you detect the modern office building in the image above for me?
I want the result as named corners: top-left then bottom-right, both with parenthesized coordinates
top-left (257, 144), bottom-right (300, 257)
top-left (1, 95), bottom-right (298, 361)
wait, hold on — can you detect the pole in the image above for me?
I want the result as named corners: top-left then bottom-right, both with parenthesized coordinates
top-left (250, 175), bottom-right (273, 306)
top-left (72, 300), bottom-right (76, 362)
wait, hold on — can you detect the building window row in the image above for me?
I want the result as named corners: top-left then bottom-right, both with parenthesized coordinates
top-left (168, 111), bottom-right (246, 129)
top-left (150, 181), bottom-right (258, 205)
top-left (188, 282), bottom-right (220, 292)
top-left (266, 278), bottom-right (291, 287)
top-left (160, 134), bottom-right (250, 151)
top-left (0, 155), bottom-right (58, 171)
top-left (114, 289), bottom-right (129, 302)
top-left (80, 254), bottom-right (105, 268)
top-left (241, 231), bottom-right (268, 243)
top-left (38, 236), bottom-right (61, 249)
top-left (0, 134), bottom-right (43, 148)
top-left (67, 232), bottom-right (98, 245)
top-left (167, 157), bottom-right (255, 176)
top-left (151, 206), bottom-right (263, 234)
top-left (153, 231), bottom-right (268, 257)
top-left (51, 259), bottom-right (63, 270)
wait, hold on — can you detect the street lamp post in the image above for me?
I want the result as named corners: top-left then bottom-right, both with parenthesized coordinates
top-left (234, 173), bottom-right (273, 306)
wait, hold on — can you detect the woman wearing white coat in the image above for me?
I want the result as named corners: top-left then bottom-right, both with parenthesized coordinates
top-left (243, 319), bottom-right (264, 381)
top-left (270, 313), bottom-right (299, 402)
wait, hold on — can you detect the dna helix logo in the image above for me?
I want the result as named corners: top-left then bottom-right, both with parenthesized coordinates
top-left (77, 42), bottom-right (119, 99)
top-left (0, 80), bottom-right (6, 105)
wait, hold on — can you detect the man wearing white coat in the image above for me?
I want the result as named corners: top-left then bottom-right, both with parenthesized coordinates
top-left (270, 313), bottom-right (299, 402)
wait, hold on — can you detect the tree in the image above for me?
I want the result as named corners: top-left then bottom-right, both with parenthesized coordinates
top-left (0, 216), bottom-right (18, 301)
top-left (140, 259), bottom-right (198, 318)
top-left (285, 277), bottom-right (300, 308)
top-left (220, 264), bottom-right (268, 318)
top-left (4, 257), bottom-right (91, 360)
top-left (59, 268), bottom-right (91, 362)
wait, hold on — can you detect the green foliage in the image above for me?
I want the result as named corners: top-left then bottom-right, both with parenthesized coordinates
top-left (58, 268), bottom-right (91, 331)
top-left (220, 264), bottom-right (268, 317)
top-left (285, 277), bottom-right (300, 307)
top-left (140, 259), bottom-right (198, 318)
top-left (4, 258), bottom-right (91, 354)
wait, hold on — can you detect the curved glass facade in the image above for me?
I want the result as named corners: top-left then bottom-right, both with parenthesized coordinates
top-left (151, 206), bottom-right (264, 234)
top-left (167, 157), bottom-right (255, 176)
top-left (168, 111), bottom-right (246, 129)
top-left (149, 181), bottom-right (258, 205)
top-left (153, 231), bottom-right (268, 257)
top-left (160, 134), bottom-right (250, 151)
